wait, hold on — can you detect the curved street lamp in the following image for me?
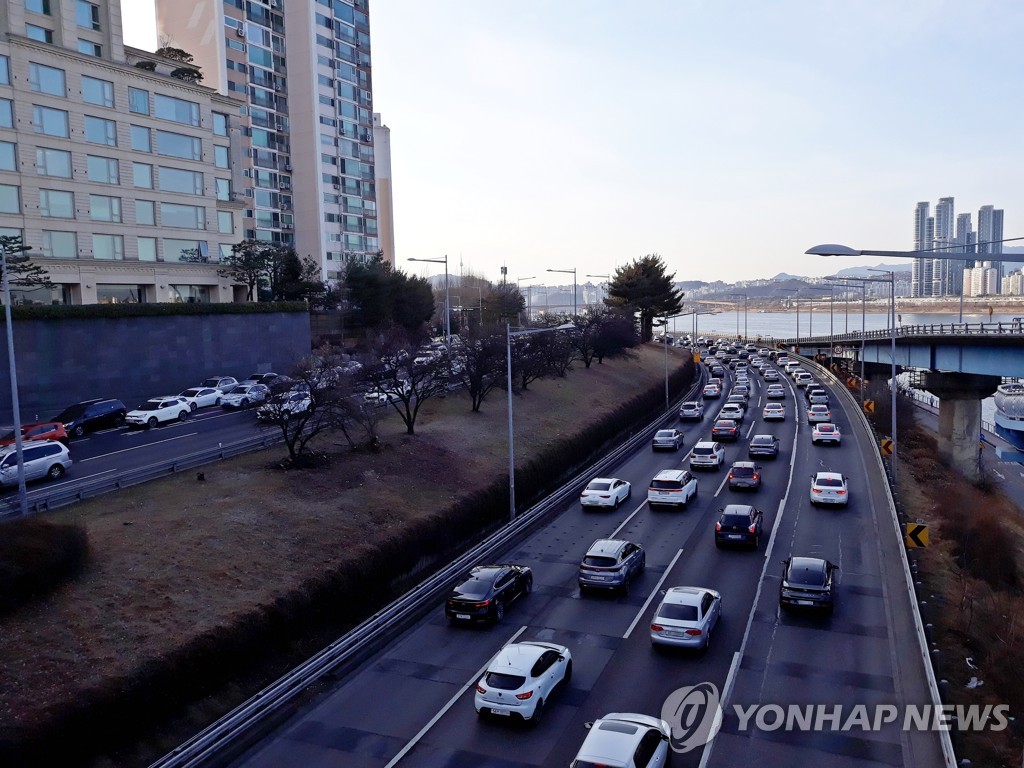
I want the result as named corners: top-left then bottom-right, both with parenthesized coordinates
top-left (408, 255), bottom-right (450, 340)
top-left (547, 267), bottom-right (577, 318)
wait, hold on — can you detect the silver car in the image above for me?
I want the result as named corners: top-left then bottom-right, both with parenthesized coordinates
top-left (650, 586), bottom-right (722, 649)
top-left (0, 441), bottom-right (72, 486)
top-left (652, 429), bottom-right (684, 451)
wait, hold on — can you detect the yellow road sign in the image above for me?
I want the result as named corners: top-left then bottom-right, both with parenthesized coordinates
top-left (864, 400), bottom-right (875, 413)
top-left (693, 352), bottom-right (701, 363)
top-left (881, 438), bottom-right (894, 456)
top-left (905, 523), bottom-right (929, 548)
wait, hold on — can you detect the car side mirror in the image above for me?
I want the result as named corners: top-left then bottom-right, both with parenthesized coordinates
top-left (584, 721), bottom-right (594, 730)
top-left (781, 558), bottom-right (790, 565)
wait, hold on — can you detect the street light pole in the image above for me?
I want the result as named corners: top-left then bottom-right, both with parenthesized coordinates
top-left (777, 288), bottom-right (799, 352)
top-left (516, 276), bottom-right (535, 325)
top-left (826, 276), bottom-right (869, 411)
top-left (1, 242), bottom-right (27, 515)
top-left (408, 255), bottom-right (450, 340)
top-left (867, 268), bottom-right (898, 487)
top-left (727, 293), bottom-right (748, 341)
top-left (547, 267), bottom-right (577, 318)
top-left (506, 322), bottom-right (575, 522)
top-left (586, 274), bottom-right (610, 309)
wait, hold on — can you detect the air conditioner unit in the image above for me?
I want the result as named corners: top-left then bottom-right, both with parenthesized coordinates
top-left (281, 204), bottom-right (291, 211)
top-left (284, 164), bottom-right (292, 171)
top-left (333, 183), bottom-right (341, 190)
top-left (236, 27), bottom-right (246, 37)
top-left (282, 223), bottom-right (293, 230)
top-left (278, 182), bottom-right (290, 189)
top-left (275, 121), bottom-right (285, 130)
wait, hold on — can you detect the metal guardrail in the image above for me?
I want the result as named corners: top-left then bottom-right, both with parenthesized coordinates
top-left (149, 370), bottom-right (707, 768)
top-left (0, 430), bottom-right (285, 520)
top-left (776, 320), bottom-right (1024, 347)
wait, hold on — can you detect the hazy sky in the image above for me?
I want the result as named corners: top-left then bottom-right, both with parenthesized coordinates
top-left (121, 1), bottom-right (1023, 286)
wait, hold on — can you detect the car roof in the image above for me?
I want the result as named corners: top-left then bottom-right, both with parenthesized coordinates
top-left (588, 477), bottom-right (617, 483)
top-left (789, 556), bottom-right (827, 572)
top-left (722, 503), bottom-right (755, 515)
top-left (814, 471), bottom-right (844, 481)
top-left (488, 642), bottom-right (547, 676)
top-left (731, 461), bottom-right (756, 468)
top-left (694, 440), bottom-right (719, 448)
top-left (661, 586), bottom-right (707, 606)
top-left (751, 434), bottom-right (775, 441)
top-left (587, 539), bottom-right (629, 556)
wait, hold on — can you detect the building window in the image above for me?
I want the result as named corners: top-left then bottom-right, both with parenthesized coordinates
top-left (77, 40), bottom-right (102, 57)
top-left (84, 115), bottom-right (117, 146)
top-left (26, 24), bottom-right (53, 43)
top-left (97, 285), bottom-right (144, 303)
top-left (128, 87), bottom-right (149, 115)
top-left (76, 0), bottom-right (100, 30)
top-left (81, 75), bottom-right (114, 107)
top-left (0, 184), bottom-right (19, 213)
top-left (89, 194), bottom-right (121, 222)
top-left (135, 199), bottom-right (155, 225)
top-left (160, 202), bottom-right (205, 229)
top-left (26, 0), bottom-right (51, 14)
top-left (153, 94), bottom-right (200, 127)
top-left (86, 155), bottom-right (118, 184)
top-left (130, 125), bottom-right (151, 152)
top-left (92, 233), bottom-right (123, 260)
top-left (0, 100), bottom-right (10, 129)
top-left (29, 63), bottom-right (65, 96)
top-left (0, 141), bottom-right (15, 172)
top-left (133, 162), bottom-right (153, 188)
top-left (164, 239), bottom-right (207, 263)
top-left (0, 57), bottom-right (9, 86)
top-left (32, 105), bottom-right (68, 137)
top-left (35, 147), bottom-right (71, 177)
top-left (217, 211), bottom-right (233, 234)
top-left (169, 285), bottom-right (210, 303)
top-left (214, 145), bottom-right (229, 168)
top-left (155, 130), bottom-right (202, 161)
top-left (42, 230), bottom-right (76, 258)
top-left (137, 236), bottom-right (157, 261)
top-left (212, 112), bottom-right (228, 136)
top-left (158, 166), bottom-right (203, 195)
top-left (39, 188), bottom-right (73, 218)
top-left (215, 178), bottom-right (231, 201)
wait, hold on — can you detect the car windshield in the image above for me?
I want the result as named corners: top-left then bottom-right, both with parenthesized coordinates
top-left (583, 555), bottom-right (617, 568)
top-left (232, 386), bottom-right (251, 394)
top-left (181, 389), bottom-right (202, 397)
top-left (586, 481), bottom-right (611, 491)
top-left (135, 401), bottom-right (163, 411)
top-left (202, 379), bottom-right (226, 388)
top-left (484, 671), bottom-right (526, 690)
top-left (816, 477), bottom-right (844, 487)
top-left (658, 603), bottom-right (699, 621)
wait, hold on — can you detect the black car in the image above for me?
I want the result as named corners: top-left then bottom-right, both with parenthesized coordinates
top-left (727, 461), bottom-right (762, 491)
top-left (445, 564), bottom-right (533, 624)
top-left (51, 398), bottom-right (127, 438)
top-left (715, 504), bottom-right (763, 548)
top-left (711, 418), bottom-right (740, 441)
top-left (779, 557), bottom-right (838, 612)
top-left (748, 434), bottom-right (780, 458)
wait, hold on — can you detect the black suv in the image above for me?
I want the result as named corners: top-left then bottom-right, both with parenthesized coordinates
top-left (52, 398), bottom-right (127, 438)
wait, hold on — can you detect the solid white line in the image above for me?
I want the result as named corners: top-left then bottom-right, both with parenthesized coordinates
top-left (384, 625), bottom-right (527, 768)
top-left (698, 651), bottom-right (741, 768)
top-left (80, 432), bottom-right (198, 461)
top-left (623, 548), bottom-right (684, 639)
top-left (610, 499), bottom-right (647, 538)
top-left (713, 472), bottom-right (728, 497)
top-left (744, 421), bottom-right (755, 440)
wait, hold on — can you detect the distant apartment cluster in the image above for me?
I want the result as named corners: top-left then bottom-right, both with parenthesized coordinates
top-left (912, 198), bottom-right (1020, 298)
top-left (0, 0), bottom-right (392, 306)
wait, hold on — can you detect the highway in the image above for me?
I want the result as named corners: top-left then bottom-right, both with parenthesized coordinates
top-left (217, 355), bottom-right (946, 768)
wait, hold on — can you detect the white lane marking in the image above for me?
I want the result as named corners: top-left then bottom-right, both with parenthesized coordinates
top-left (699, 652), bottom-right (740, 768)
top-left (384, 625), bottom-right (528, 768)
top-left (79, 432), bottom-right (198, 461)
top-left (610, 499), bottom-right (647, 538)
top-left (714, 471), bottom-right (729, 497)
top-left (744, 420), bottom-right (755, 440)
top-left (993, 469), bottom-right (1005, 480)
top-left (623, 548), bottom-right (684, 639)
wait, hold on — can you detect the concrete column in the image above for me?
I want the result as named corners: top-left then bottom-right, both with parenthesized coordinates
top-left (919, 372), bottom-right (1001, 483)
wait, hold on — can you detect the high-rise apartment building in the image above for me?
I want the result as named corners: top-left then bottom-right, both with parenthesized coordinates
top-left (0, 0), bottom-right (248, 304)
top-left (930, 196), bottom-right (956, 296)
top-left (372, 112), bottom-right (394, 266)
top-left (911, 201), bottom-right (933, 297)
top-left (977, 204), bottom-right (1004, 293)
top-left (155, 0), bottom-right (378, 283)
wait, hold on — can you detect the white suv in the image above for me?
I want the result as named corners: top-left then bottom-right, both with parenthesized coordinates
top-left (689, 441), bottom-right (725, 470)
top-left (125, 397), bottom-right (191, 429)
top-left (647, 469), bottom-right (698, 508)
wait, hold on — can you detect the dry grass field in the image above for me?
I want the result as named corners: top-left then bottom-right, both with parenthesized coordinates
top-left (0, 344), bottom-right (690, 764)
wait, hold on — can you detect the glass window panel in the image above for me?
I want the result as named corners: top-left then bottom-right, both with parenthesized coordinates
top-left (35, 147), bottom-right (72, 177)
top-left (214, 145), bottom-right (229, 168)
top-left (77, 40), bottom-right (102, 57)
top-left (137, 236), bottom-right (157, 261)
top-left (0, 184), bottom-right (20, 214)
top-left (155, 130), bottom-right (201, 160)
top-left (158, 166), bottom-right (203, 195)
top-left (29, 63), bottom-right (65, 96)
top-left (128, 87), bottom-right (150, 115)
top-left (133, 162), bottom-right (153, 188)
top-left (26, 24), bottom-right (53, 43)
top-left (81, 76), bottom-right (113, 107)
top-left (160, 202), bottom-right (205, 229)
top-left (134, 199), bottom-right (155, 225)
top-left (217, 210), bottom-right (233, 234)
top-left (86, 155), bottom-right (118, 184)
top-left (42, 230), bottom-right (76, 258)
top-left (92, 233), bottom-right (124, 260)
top-left (164, 239), bottom-right (207, 263)
top-left (212, 112), bottom-right (227, 136)
top-left (131, 125), bottom-right (151, 152)
top-left (0, 100), bottom-right (11, 128)
top-left (153, 94), bottom-right (200, 126)
top-left (0, 141), bottom-right (16, 171)
top-left (169, 284), bottom-right (210, 303)
top-left (215, 178), bottom-right (230, 201)
top-left (89, 194), bottom-right (121, 222)
top-left (39, 189), bottom-right (73, 217)
top-left (76, 0), bottom-right (100, 30)
top-left (26, 0), bottom-right (52, 14)
top-left (84, 115), bottom-right (117, 146)
top-left (0, 57), bottom-right (7, 86)
top-left (33, 105), bottom-right (69, 137)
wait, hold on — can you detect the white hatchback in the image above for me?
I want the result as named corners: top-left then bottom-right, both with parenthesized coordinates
top-left (571, 713), bottom-right (672, 768)
top-left (812, 422), bottom-right (842, 445)
top-left (807, 404), bottom-right (832, 423)
top-left (810, 471), bottom-right (849, 506)
top-left (474, 641), bottom-right (572, 722)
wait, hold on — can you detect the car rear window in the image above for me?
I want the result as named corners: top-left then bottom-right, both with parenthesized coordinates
top-left (751, 437), bottom-right (772, 445)
top-left (655, 430), bottom-right (676, 438)
top-left (650, 480), bottom-right (682, 490)
top-left (789, 567), bottom-right (826, 586)
top-left (731, 467), bottom-right (755, 476)
top-left (484, 672), bottom-right (526, 690)
top-left (586, 481), bottom-right (611, 491)
top-left (658, 603), bottom-right (699, 621)
top-left (817, 477), bottom-right (843, 487)
top-left (722, 513), bottom-right (750, 526)
top-left (818, 425), bottom-right (835, 432)
top-left (693, 447), bottom-right (713, 455)
top-left (714, 420), bottom-right (735, 427)
top-left (583, 555), bottom-right (617, 568)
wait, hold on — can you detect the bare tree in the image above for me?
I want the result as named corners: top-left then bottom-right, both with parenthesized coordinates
top-left (364, 339), bottom-right (451, 435)
top-left (457, 333), bottom-right (506, 412)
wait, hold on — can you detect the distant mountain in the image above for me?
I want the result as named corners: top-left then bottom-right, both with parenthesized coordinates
top-left (833, 263), bottom-right (912, 278)
top-left (772, 272), bottom-right (802, 281)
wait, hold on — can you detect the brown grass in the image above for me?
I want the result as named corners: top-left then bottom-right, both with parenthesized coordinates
top-left (0, 345), bottom-right (688, 764)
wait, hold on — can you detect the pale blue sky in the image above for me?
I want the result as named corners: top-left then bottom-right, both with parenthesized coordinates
top-left (122, 1), bottom-right (1023, 285)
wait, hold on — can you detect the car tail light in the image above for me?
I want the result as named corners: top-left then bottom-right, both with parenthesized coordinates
top-left (753, 474), bottom-right (759, 480)
top-left (748, 523), bottom-right (757, 533)
top-left (651, 623), bottom-right (664, 632)
top-left (836, 490), bottom-right (846, 495)
top-left (812, 488), bottom-right (822, 493)
top-left (685, 629), bottom-right (702, 636)
top-left (476, 684), bottom-right (486, 694)
top-left (473, 599), bottom-right (491, 608)
top-left (715, 521), bottom-right (722, 531)
top-left (516, 691), bottom-right (533, 700)
top-left (728, 473), bottom-right (734, 479)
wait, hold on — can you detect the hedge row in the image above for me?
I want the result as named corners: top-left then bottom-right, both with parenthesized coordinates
top-left (1, 301), bottom-right (308, 322)
top-left (1, 355), bottom-right (697, 764)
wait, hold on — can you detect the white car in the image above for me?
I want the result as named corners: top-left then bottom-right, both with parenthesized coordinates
top-left (650, 586), bottom-right (722, 649)
top-left (581, 477), bottom-right (632, 509)
top-left (811, 422), bottom-right (842, 445)
top-left (125, 397), bottom-right (190, 429)
top-left (766, 385), bottom-right (786, 399)
top-left (652, 429), bottom-right (684, 451)
top-left (678, 401), bottom-right (704, 421)
top-left (719, 403), bottom-right (745, 423)
top-left (256, 391), bottom-right (311, 422)
top-left (810, 471), bottom-right (849, 506)
top-left (200, 376), bottom-right (239, 394)
top-left (362, 380), bottom-right (411, 406)
top-left (220, 383), bottom-right (270, 409)
top-left (0, 441), bottom-right (72, 486)
top-left (474, 641), bottom-right (572, 722)
top-left (572, 713), bottom-right (672, 768)
top-left (763, 369), bottom-right (780, 382)
top-left (178, 387), bottom-right (223, 411)
top-left (795, 372), bottom-right (814, 389)
top-left (689, 441), bottom-right (725, 470)
top-left (807, 404), bottom-right (832, 423)
top-left (763, 402), bottom-right (786, 421)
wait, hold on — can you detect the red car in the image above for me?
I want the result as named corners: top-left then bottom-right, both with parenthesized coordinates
top-left (0, 421), bottom-right (70, 448)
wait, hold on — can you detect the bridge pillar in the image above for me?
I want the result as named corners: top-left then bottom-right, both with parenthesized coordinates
top-left (919, 372), bottom-right (1001, 482)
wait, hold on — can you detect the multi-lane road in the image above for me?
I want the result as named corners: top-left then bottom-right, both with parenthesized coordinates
top-left (216, 356), bottom-right (946, 768)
